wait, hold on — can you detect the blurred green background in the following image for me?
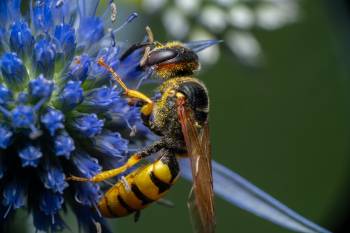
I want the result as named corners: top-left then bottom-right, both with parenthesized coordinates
top-left (13, 0), bottom-right (350, 233)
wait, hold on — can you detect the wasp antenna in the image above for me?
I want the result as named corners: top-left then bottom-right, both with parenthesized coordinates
top-left (145, 26), bottom-right (154, 44)
top-left (97, 58), bottom-right (129, 92)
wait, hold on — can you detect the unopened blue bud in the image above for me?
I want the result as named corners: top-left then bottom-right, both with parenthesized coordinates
top-left (11, 105), bottom-right (35, 128)
top-left (34, 39), bottom-right (57, 78)
top-left (0, 124), bottom-right (13, 149)
top-left (29, 75), bottom-right (54, 99)
top-left (10, 21), bottom-right (34, 56)
top-left (2, 181), bottom-right (26, 211)
top-left (67, 55), bottom-right (91, 81)
top-left (41, 108), bottom-right (64, 136)
top-left (32, 2), bottom-right (53, 32)
top-left (54, 132), bottom-right (75, 158)
top-left (72, 114), bottom-right (104, 138)
top-left (0, 84), bottom-right (13, 105)
top-left (39, 191), bottom-right (64, 216)
top-left (54, 23), bottom-right (76, 58)
top-left (58, 81), bottom-right (83, 111)
top-left (0, 53), bottom-right (28, 91)
top-left (18, 145), bottom-right (43, 167)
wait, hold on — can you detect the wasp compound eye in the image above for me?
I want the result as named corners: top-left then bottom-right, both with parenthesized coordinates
top-left (146, 49), bottom-right (179, 66)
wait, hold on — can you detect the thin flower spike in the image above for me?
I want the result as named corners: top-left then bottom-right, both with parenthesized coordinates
top-left (180, 159), bottom-right (331, 233)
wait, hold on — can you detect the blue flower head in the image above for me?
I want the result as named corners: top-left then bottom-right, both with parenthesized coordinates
top-left (0, 1), bottom-right (152, 232)
top-left (0, 1), bottom-right (331, 233)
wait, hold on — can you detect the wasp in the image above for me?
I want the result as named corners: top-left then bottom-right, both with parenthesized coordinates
top-left (68, 26), bottom-right (215, 233)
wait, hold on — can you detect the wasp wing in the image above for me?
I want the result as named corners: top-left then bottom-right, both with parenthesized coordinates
top-left (177, 99), bottom-right (215, 233)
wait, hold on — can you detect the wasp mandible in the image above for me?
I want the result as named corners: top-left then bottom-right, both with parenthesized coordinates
top-left (68, 26), bottom-right (215, 233)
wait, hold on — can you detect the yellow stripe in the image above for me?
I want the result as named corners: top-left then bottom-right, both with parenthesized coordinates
top-left (134, 164), bottom-right (169, 200)
top-left (152, 160), bottom-right (173, 184)
top-left (118, 175), bottom-right (144, 210)
top-left (105, 185), bottom-right (130, 217)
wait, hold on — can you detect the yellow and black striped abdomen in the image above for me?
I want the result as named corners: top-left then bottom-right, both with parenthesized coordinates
top-left (98, 152), bottom-right (180, 218)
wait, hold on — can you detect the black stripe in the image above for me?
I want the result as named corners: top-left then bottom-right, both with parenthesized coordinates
top-left (131, 184), bottom-right (154, 205)
top-left (117, 195), bottom-right (135, 213)
top-left (104, 196), bottom-right (117, 217)
top-left (150, 171), bottom-right (171, 194)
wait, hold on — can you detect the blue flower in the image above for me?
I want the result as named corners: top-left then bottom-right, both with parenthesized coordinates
top-left (29, 75), bottom-right (54, 99)
top-left (0, 52), bottom-right (28, 90)
top-left (9, 21), bottom-right (34, 57)
top-left (71, 114), bottom-right (104, 138)
top-left (18, 145), bottom-right (42, 167)
top-left (0, 1), bottom-right (145, 231)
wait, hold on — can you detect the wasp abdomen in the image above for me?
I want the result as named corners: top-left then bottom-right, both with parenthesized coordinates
top-left (98, 151), bottom-right (180, 218)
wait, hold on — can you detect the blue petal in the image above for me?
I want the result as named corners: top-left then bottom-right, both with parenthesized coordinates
top-left (0, 52), bottom-right (28, 90)
top-left (58, 80), bottom-right (84, 111)
top-left (77, 16), bottom-right (104, 48)
top-left (40, 164), bottom-right (68, 193)
top-left (10, 20), bottom-right (34, 56)
top-left (29, 74), bottom-right (54, 99)
top-left (91, 131), bottom-right (128, 158)
top-left (74, 182), bottom-right (101, 207)
top-left (184, 40), bottom-right (222, 53)
top-left (72, 150), bottom-right (101, 178)
top-left (33, 208), bottom-right (65, 232)
top-left (54, 132), bottom-right (75, 158)
top-left (41, 108), bottom-right (64, 136)
top-left (180, 159), bottom-right (332, 233)
top-left (2, 181), bottom-right (26, 211)
top-left (54, 23), bottom-right (76, 58)
top-left (80, 86), bottom-right (120, 112)
top-left (34, 39), bottom-right (57, 78)
top-left (67, 55), bottom-right (91, 81)
top-left (11, 105), bottom-right (36, 128)
top-left (18, 145), bottom-right (42, 167)
top-left (32, 1), bottom-right (53, 32)
top-left (71, 114), bottom-right (104, 138)
top-left (0, 84), bottom-right (13, 105)
top-left (39, 191), bottom-right (64, 216)
top-left (0, 124), bottom-right (13, 149)
top-left (0, 0), bottom-right (21, 28)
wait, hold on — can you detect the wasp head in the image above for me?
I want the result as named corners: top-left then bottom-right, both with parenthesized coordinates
top-left (142, 42), bottom-right (200, 79)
